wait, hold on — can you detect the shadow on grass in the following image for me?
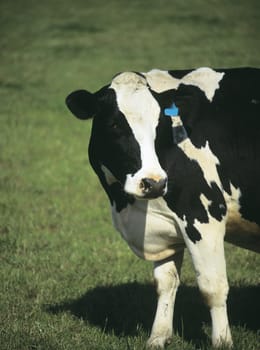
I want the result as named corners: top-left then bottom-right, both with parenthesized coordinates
top-left (46, 283), bottom-right (260, 344)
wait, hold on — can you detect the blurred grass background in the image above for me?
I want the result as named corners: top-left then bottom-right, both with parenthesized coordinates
top-left (0, 0), bottom-right (260, 349)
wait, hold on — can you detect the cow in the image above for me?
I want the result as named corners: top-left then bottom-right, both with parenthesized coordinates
top-left (65, 67), bottom-right (260, 348)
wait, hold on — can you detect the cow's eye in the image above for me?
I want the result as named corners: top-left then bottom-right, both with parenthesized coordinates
top-left (110, 122), bottom-right (118, 129)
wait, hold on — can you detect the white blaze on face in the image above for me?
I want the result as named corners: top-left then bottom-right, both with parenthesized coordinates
top-left (110, 72), bottom-right (167, 197)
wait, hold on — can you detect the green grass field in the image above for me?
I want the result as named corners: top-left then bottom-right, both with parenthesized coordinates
top-left (1, 0), bottom-right (260, 349)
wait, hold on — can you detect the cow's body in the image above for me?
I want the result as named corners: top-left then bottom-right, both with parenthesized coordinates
top-left (66, 67), bottom-right (260, 348)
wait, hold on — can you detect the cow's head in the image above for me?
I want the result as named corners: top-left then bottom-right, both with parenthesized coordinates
top-left (66, 72), bottom-right (170, 199)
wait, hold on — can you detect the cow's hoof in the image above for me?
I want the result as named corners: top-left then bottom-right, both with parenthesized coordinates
top-left (146, 335), bottom-right (172, 349)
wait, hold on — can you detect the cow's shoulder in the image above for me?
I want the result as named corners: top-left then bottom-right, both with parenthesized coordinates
top-left (164, 140), bottom-right (227, 243)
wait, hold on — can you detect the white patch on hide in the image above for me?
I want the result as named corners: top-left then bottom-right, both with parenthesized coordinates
top-left (144, 67), bottom-right (225, 101)
top-left (182, 68), bottom-right (224, 101)
top-left (144, 69), bottom-right (180, 92)
top-left (178, 139), bottom-right (221, 188)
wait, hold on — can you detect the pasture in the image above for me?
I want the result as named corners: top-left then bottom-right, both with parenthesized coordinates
top-left (0, 0), bottom-right (260, 349)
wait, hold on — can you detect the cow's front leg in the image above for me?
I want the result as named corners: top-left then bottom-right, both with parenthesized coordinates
top-left (147, 250), bottom-right (184, 349)
top-left (184, 222), bottom-right (233, 348)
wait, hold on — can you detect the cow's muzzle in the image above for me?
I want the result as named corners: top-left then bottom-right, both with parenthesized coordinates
top-left (139, 177), bottom-right (167, 199)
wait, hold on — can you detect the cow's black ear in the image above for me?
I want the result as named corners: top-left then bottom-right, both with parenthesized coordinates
top-left (66, 90), bottom-right (97, 120)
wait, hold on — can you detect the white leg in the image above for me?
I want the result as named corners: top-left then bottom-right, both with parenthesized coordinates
top-left (147, 250), bottom-right (184, 349)
top-left (183, 222), bottom-right (233, 348)
top-left (210, 305), bottom-right (232, 347)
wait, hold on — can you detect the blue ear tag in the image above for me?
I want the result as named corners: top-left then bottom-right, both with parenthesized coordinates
top-left (164, 102), bottom-right (179, 117)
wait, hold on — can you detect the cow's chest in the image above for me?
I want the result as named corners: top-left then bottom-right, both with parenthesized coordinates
top-left (111, 197), bottom-right (185, 261)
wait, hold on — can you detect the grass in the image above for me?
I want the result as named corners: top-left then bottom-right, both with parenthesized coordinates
top-left (0, 0), bottom-right (260, 349)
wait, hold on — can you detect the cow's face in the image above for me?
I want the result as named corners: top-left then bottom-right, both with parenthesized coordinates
top-left (66, 72), bottom-right (168, 199)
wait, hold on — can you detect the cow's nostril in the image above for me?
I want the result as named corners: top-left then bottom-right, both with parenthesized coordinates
top-left (140, 178), bottom-right (153, 192)
top-left (140, 177), bottom-right (167, 198)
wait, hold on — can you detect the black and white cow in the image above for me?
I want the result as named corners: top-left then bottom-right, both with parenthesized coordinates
top-left (66, 67), bottom-right (260, 348)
